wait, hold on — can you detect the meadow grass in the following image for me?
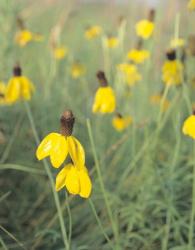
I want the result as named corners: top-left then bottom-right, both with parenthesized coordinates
top-left (0, 0), bottom-right (195, 249)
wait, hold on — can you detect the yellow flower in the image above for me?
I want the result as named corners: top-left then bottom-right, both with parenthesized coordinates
top-left (162, 60), bottom-right (183, 85)
top-left (53, 46), bottom-right (68, 60)
top-left (92, 71), bottom-right (116, 113)
top-left (182, 115), bottom-right (195, 139)
top-left (55, 163), bottom-right (92, 198)
top-left (15, 30), bottom-right (33, 47)
top-left (112, 114), bottom-right (132, 132)
top-left (150, 94), bottom-right (170, 112)
top-left (6, 66), bottom-right (35, 104)
top-left (188, 0), bottom-right (195, 10)
top-left (170, 38), bottom-right (185, 48)
top-left (127, 49), bottom-right (150, 64)
top-left (85, 26), bottom-right (102, 40)
top-left (104, 37), bottom-right (119, 48)
top-left (0, 82), bottom-right (7, 105)
top-left (135, 20), bottom-right (154, 39)
top-left (118, 63), bottom-right (142, 86)
top-left (71, 63), bottom-right (86, 79)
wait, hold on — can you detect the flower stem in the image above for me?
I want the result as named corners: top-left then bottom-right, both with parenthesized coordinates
top-left (24, 101), bottom-right (70, 250)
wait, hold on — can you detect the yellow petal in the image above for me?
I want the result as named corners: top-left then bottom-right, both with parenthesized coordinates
top-left (21, 76), bottom-right (35, 100)
top-left (50, 135), bottom-right (68, 168)
top-left (65, 166), bottom-right (80, 195)
top-left (36, 133), bottom-right (57, 160)
top-left (55, 164), bottom-right (72, 191)
top-left (67, 136), bottom-right (85, 167)
top-left (79, 168), bottom-right (92, 198)
top-left (6, 77), bottom-right (21, 103)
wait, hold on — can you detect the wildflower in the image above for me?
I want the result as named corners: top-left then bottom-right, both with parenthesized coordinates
top-left (53, 46), bottom-right (68, 60)
top-left (36, 110), bottom-right (85, 168)
top-left (112, 113), bottom-right (132, 132)
top-left (71, 62), bottom-right (86, 79)
top-left (55, 163), bottom-right (92, 198)
top-left (92, 71), bottom-right (116, 113)
top-left (15, 29), bottom-right (43, 47)
top-left (0, 82), bottom-right (7, 105)
top-left (162, 50), bottom-right (183, 85)
top-left (127, 49), bottom-right (150, 64)
top-left (118, 63), bottom-right (142, 86)
top-left (150, 94), bottom-right (170, 112)
top-left (85, 25), bottom-right (102, 40)
top-left (170, 38), bottom-right (185, 49)
top-left (104, 36), bottom-right (119, 48)
top-left (188, 0), bottom-right (195, 11)
top-left (182, 114), bottom-right (195, 139)
top-left (6, 65), bottom-right (35, 104)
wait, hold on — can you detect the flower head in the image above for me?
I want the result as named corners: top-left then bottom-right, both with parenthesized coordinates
top-left (104, 36), bottom-right (119, 48)
top-left (170, 38), bottom-right (185, 49)
top-left (188, 0), bottom-right (195, 11)
top-left (118, 63), bottom-right (142, 86)
top-left (92, 71), bottom-right (116, 113)
top-left (182, 114), bottom-right (195, 139)
top-left (127, 49), bottom-right (150, 64)
top-left (15, 29), bottom-right (43, 47)
top-left (71, 62), bottom-right (86, 79)
top-left (112, 113), bottom-right (132, 132)
top-left (53, 46), bottom-right (68, 60)
top-left (6, 65), bottom-right (35, 104)
top-left (162, 50), bottom-right (183, 85)
top-left (85, 25), bottom-right (102, 40)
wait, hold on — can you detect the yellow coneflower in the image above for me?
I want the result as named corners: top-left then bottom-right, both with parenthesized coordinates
top-left (170, 38), bottom-right (185, 49)
top-left (92, 71), bottom-right (116, 113)
top-left (36, 110), bottom-right (85, 168)
top-left (188, 0), bottom-right (195, 11)
top-left (182, 113), bottom-right (195, 139)
top-left (71, 62), bottom-right (86, 79)
top-left (55, 163), bottom-right (92, 198)
top-left (15, 29), bottom-right (43, 47)
top-left (104, 36), bottom-right (119, 48)
top-left (162, 49), bottom-right (183, 86)
top-left (150, 94), bottom-right (170, 112)
top-left (127, 49), bottom-right (150, 64)
top-left (6, 65), bottom-right (35, 104)
top-left (53, 46), bottom-right (68, 60)
top-left (85, 25), bottom-right (102, 40)
top-left (118, 63), bottom-right (142, 86)
top-left (112, 113), bottom-right (132, 132)
top-left (0, 82), bottom-right (7, 105)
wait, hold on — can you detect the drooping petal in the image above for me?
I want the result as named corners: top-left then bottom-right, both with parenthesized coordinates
top-left (67, 136), bottom-right (85, 167)
top-left (6, 78), bottom-right (21, 104)
top-left (21, 76), bottom-right (35, 100)
top-left (36, 133), bottom-right (58, 160)
top-left (79, 168), bottom-right (92, 198)
top-left (50, 135), bottom-right (68, 168)
top-left (65, 166), bottom-right (80, 195)
top-left (55, 164), bottom-right (72, 191)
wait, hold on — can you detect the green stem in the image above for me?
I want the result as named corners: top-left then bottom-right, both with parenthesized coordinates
top-left (24, 101), bottom-right (70, 250)
top-left (86, 119), bottom-right (119, 248)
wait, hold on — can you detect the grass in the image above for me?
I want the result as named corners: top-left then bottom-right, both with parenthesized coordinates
top-left (0, 0), bottom-right (195, 249)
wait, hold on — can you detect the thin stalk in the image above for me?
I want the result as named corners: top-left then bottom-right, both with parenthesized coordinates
top-left (86, 119), bottom-right (119, 248)
top-left (24, 102), bottom-right (70, 250)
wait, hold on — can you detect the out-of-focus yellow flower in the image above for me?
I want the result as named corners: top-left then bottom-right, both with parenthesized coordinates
top-left (71, 63), bottom-right (86, 79)
top-left (118, 63), bottom-right (142, 86)
top-left (55, 163), bottom-right (92, 198)
top-left (104, 37), bottom-right (119, 48)
top-left (135, 20), bottom-right (154, 39)
top-left (188, 0), bottom-right (195, 10)
top-left (85, 25), bottom-right (102, 40)
top-left (170, 38), bottom-right (185, 48)
top-left (162, 60), bottom-right (183, 85)
top-left (182, 115), bottom-right (195, 139)
top-left (33, 33), bottom-right (44, 42)
top-left (15, 30), bottom-right (43, 47)
top-left (0, 82), bottom-right (7, 105)
top-left (150, 94), bottom-right (170, 112)
top-left (112, 114), bottom-right (132, 132)
top-left (6, 66), bottom-right (35, 104)
top-left (53, 46), bottom-right (68, 60)
top-left (92, 71), bottom-right (116, 113)
top-left (127, 49), bottom-right (150, 64)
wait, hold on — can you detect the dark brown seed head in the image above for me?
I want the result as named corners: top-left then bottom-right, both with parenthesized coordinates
top-left (60, 110), bottom-right (75, 136)
top-left (148, 9), bottom-right (155, 22)
top-left (96, 71), bottom-right (108, 87)
top-left (13, 64), bottom-right (22, 76)
top-left (135, 39), bottom-right (143, 50)
top-left (116, 113), bottom-right (122, 118)
top-left (166, 49), bottom-right (176, 61)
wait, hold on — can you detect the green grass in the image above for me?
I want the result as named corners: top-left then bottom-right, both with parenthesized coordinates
top-left (0, 0), bottom-right (195, 249)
